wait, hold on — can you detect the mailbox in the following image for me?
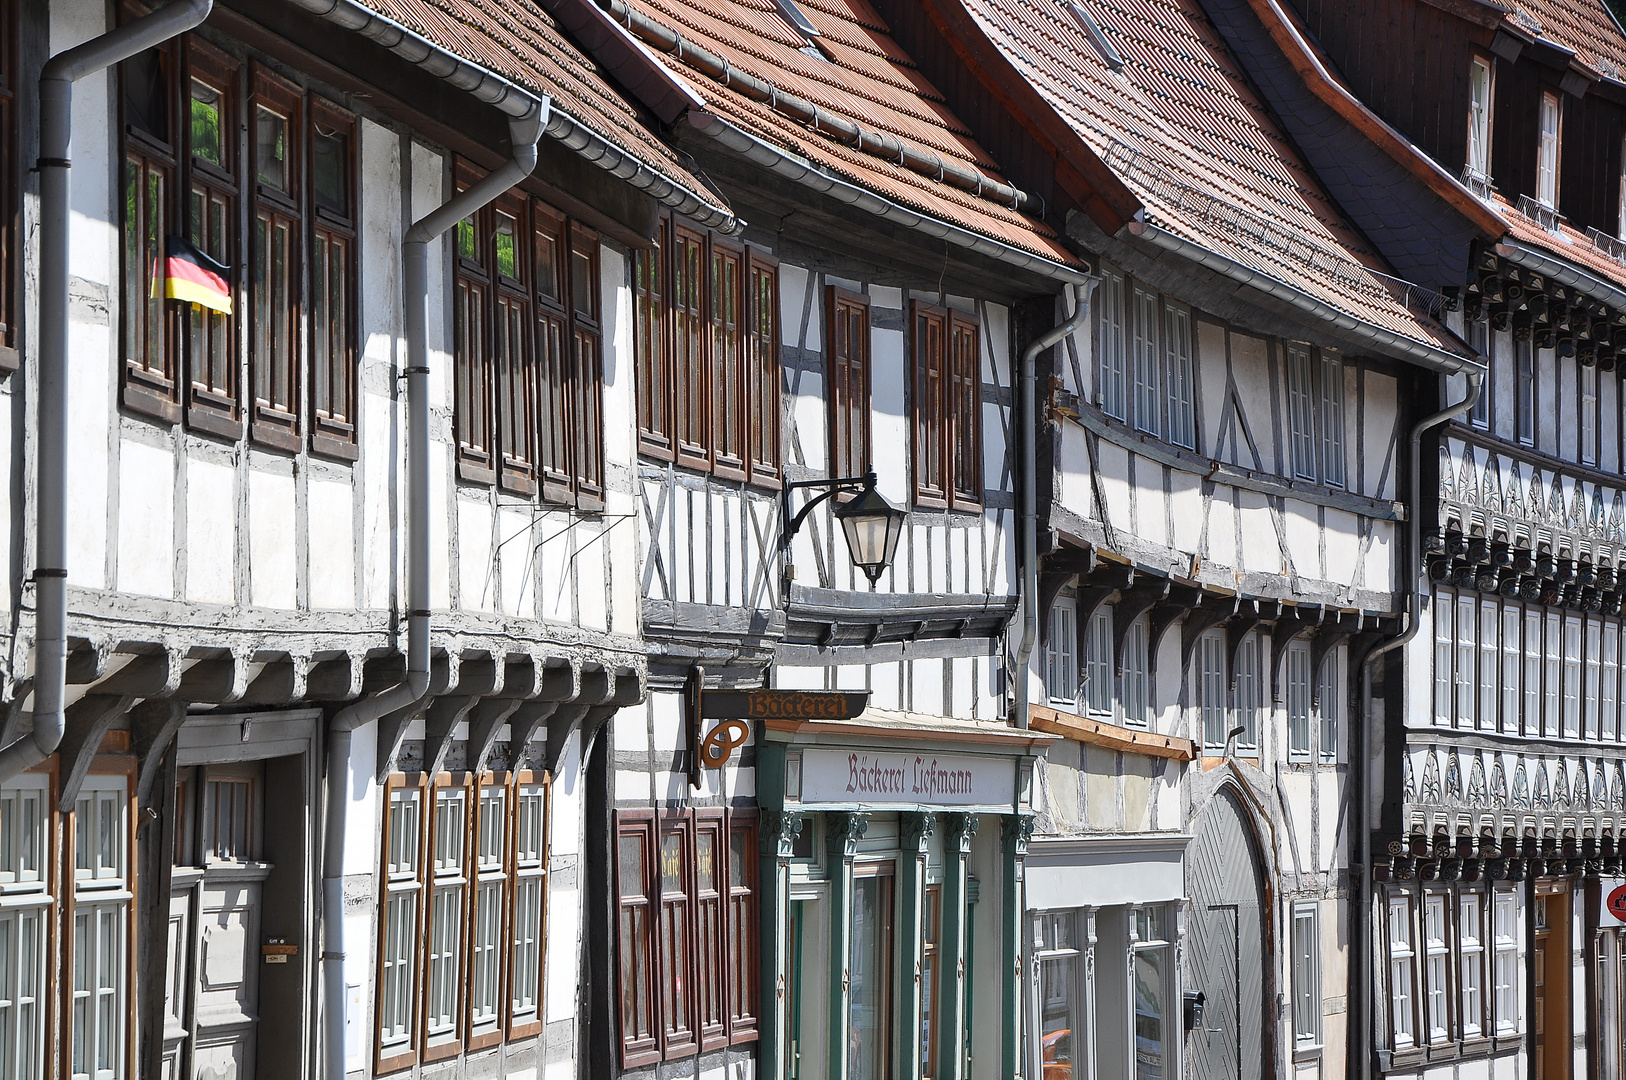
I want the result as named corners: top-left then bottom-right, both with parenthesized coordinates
top-left (1184, 989), bottom-right (1206, 1031)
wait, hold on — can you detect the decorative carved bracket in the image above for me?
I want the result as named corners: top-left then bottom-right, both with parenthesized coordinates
top-left (1037, 546), bottom-right (1096, 648)
top-left (1112, 579), bottom-right (1171, 675)
top-left (1179, 595), bottom-right (1241, 678)
top-left (1269, 607), bottom-right (1320, 703)
top-left (1146, 585), bottom-right (1204, 676)
top-left (132, 700), bottom-right (187, 807)
top-left (57, 694), bottom-right (137, 813)
top-left (827, 811), bottom-right (868, 859)
top-left (1225, 614), bottom-right (1263, 691)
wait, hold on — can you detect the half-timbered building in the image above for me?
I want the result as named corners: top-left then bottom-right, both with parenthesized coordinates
top-left (1206, 0), bottom-right (1626, 1077)
top-left (0, 1), bottom-right (729, 1078)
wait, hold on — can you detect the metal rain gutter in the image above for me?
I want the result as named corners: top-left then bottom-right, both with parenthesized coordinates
top-left (1127, 218), bottom-right (1476, 373)
top-left (0, 0), bottom-right (215, 785)
top-left (285, 0), bottom-right (737, 232)
top-left (1495, 237), bottom-right (1626, 316)
top-left (687, 111), bottom-right (1089, 284)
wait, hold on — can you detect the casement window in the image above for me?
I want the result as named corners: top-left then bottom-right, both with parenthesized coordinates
top-left (424, 782), bottom-right (469, 1055)
top-left (1467, 57), bottom-right (1492, 179)
top-left (1098, 268), bottom-right (1128, 419)
top-left (1084, 605), bottom-right (1113, 718)
top-left (1586, 617), bottom-right (1604, 740)
top-left (1516, 338), bottom-right (1536, 445)
top-left (1316, 647), bottom-right (1342, 763)
top-left (1122, 615), bottom-right (1150, 730)
top-left (1287, 642), bottom-right (1312, 760)
top-left (1455, 593), bottom-right (1476, 728)
top-left (1582, 363), bottom-right (1599, 466)
top-left (1287, 345), bottom-right (1344, 486)
top-left (921, 884), bottom-right (942, 1078)
top-left (849, 862), bottom-right (895, 1080)
top-left (1048, 598), bottom-right (1079, 707)
top-left (1130, 906), bottom-right (1170, 1079)
top-left (119, 37), bottom-right (358, 453)
top-left (508, 776), bottom-right (549, 1039)
top-left (1537, 91), bottom-right (1561, 208)
top-left (1422, 893), bottom-right (1450, 1044)
top-left (453, 172), bottom-right (604, 508)
top-left (1605, 623), bottom-right (1621, 741)
top-left (1199, 630), bottom-right (1228, 752)
top-left (1466, 321), bottom-right (1491, 428)
top-left (468, 779), bottom-right (507, 1049)
top-left (1164, 303), bottom-right (1196, 449)
top-left (1234, 631), bottom-right (1260, 754)
top-left (1500, 606), bottom-right (1521, 734)
top-left (1033, 912), bottom-right (1081, 1080)
top-left (1491, 891), bottom-right (1519, 1035)
top-left (1459, 893), bottom-right (1484, 1038)
top-left (829, 288), bottom-right (872, 479)
top-left (1543, 611), bottom-right (1561, 738)
top-left (1563, 616), bottom-right (1582, 738)
top-left (0, 776), bottom-right (48, 1080)
top-left (72, 775), bottom-right (133, 1080)
top-left (1292, 903), bottom-right (1321, 1048)
top-left (634, 219), bottom-right (781, 483)
top-left (912, 302), bottom-right (983, 508)
top-left (1132, 286), bottom-right (1161, 438)
top-left (1388, 894), bottom-right (1417, 1048)
top-left (1434, 595), bottom-right (1453, 725)
top-left (1476, 601), bottom-right (1496, 732)
top-left (378, 782), bottom-right (424, 1070)
top-left (616, 809), bottom-right (758, 1068)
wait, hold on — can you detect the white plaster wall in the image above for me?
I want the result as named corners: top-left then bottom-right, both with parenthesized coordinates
top-left (359, 118), bottom-right (401, 612)
top-left (248, 465), bottom-right (296, 609)
top-left (116, 439), bottom-right (173, 598)
top-left (186, 457), bottom-right (236, 605)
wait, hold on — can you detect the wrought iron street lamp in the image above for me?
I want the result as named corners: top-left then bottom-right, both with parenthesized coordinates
top-left (782, 471), bottom-right (906, 585)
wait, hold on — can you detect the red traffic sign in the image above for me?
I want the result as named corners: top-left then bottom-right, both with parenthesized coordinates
top-left (1608, 883), bottom-right (1626, 923)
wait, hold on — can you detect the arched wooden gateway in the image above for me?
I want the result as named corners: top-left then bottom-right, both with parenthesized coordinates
top-left (1186, 791), bottom-right (1268, 1080)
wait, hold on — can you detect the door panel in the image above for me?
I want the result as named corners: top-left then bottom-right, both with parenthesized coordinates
top-left (1185, 793), bottom-right (1266, 1080)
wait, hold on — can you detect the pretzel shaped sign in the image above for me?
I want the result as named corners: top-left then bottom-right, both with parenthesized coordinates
top-left (700, 719), bottom-right (752, 769)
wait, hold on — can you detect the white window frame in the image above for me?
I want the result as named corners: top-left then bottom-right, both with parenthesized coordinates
top-left (1544, 610), bottom-right (1562, 738)
top-left (1586, 617), bottom-right (1603, 741)
top-left (1049, 597), bottom-right (1080, 708)
top-left (1517, 338), bottom-right (1536, 446)
top-left (1287, 642), bottom-right (1312, 761)
top-left (1468, 57), bottom-right (1492, 179)
top-left (1316, 646), bottom-right (1342, 764)
top-left (71, 774), bottom-right (131, 1080)
top-left (1129, 905), bottom-right (1170, 1079)
top-left (1466, 322), bottom-right (1491, 428)
top-left (1199, 630), bottom-right (1228, 752)
top-left (0, 776), bottom-right (50, 1080)
top-left (510, 780), bottom-right (548, 1028)
top-left (1563, 615), bottom-right (1582, 738)
top-left (1500, 605), bottom-right (1521, 735)
top-left (425, 784), bottom-right (469, 1045)
top-left (1434, 593), bottom-right (1453, 726)
top-left (1491, 889), bottom-right (1520, 1036)
top-left (1235, 632), bottom-right (1260, 756)
top-left (1121, 614), bottom-right (1150, 730)
top-left (1422, 892), bottom-right (1451, 1044)
top-left (1287, 344), bottom-right (1318, 481)
top-left (1292, 902), bottom-right (1322, 1048)
top-left (469, 781), bottom-right (508, 1041)
top-left (1388, 893), bottom-right (1417, 1049)
top-left (1320, 351), bottom-right (1345, 487)
top-left (1477, 600), bottom-right (1497, 732)
top-left (1132, 286), bottom-right (1161, 438)
top-left (1458, 892), bottom-right (1484, 1039)
top-left (1605, 622), bottom-right (1621, 741)
top-left (1164, 302), bottom-right (1195, 450)
top-left (1583, 363), bottom-right (1599, 466)
top-left (1098, 269), bottom-right (1127, 420)
top-left (1524, 608), bottom-right (1543, 736)
top-left (1029, 909), bottom-right (1086, 1080)
top-left (1084, 604), bottom-right (1112, 718)
top-left (1538, 91), bottom-right (1560, 208)
top-left (379, 784), bottom-right (423, 1057)
top-left (1455, 592), bottom-right (1476, 728)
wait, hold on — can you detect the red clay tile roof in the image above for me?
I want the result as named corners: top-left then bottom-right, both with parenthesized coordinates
top-left (1507, 0), bottom-right (1626, 77)
top-left (957, 0), bottom-right (1466, 354)
top-left (613, 0), bottom-right (1082, 269)
top-left (365, 0), bottom-right (729, 219)
top-left (1492, 193), bottom-right (1626, 295)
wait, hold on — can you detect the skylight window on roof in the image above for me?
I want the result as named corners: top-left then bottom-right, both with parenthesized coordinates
top-left (1068, 1), bottom-right (1125, 72)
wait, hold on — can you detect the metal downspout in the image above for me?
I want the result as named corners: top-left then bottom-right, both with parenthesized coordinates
top-left (320, 102), bottom-right (546, 1080)
top-left (1354, 370), bottom-right (1482, 1080)
top-left (1014, 280), bottom-right (1097, 729)
top-left (0, 0), bottom-right (215, 785)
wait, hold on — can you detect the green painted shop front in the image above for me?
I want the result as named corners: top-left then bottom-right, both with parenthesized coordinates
top-left (752, 714), bottom-right (1055, 1080)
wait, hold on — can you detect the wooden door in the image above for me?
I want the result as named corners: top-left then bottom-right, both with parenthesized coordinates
top-left (1186, 792), bottom-right (1264, 1080)
top-left (1534, 886), bottom-right (1572, 1080)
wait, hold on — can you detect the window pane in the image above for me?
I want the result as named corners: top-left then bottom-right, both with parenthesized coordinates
top-left (190, 79), bottom-right (222, 164)
top-left (849, 873), bottom-right (892, 1080)
top-left (313, 125), bottom-right (349, 215)
top-left (254, 106), bottom-right (287, 190)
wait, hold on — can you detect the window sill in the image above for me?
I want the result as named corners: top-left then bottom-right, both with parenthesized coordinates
top-left (310, 431), bottom-right (359, 463)
top-left (1292, 1043), bottom-right (1323, 1063)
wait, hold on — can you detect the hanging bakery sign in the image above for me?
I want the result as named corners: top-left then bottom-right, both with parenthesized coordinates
top-left (684, 665), bottom-right (870, 788)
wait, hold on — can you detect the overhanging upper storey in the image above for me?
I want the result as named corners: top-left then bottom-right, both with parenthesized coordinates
top-left (928, 0), bottom-right (1475, 373)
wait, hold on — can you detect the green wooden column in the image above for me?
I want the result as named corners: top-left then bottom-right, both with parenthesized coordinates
top-left (898, 812), bottom-right (935, 1080)
top-left (1002, 814), bottom-right (1035, 1080)
top-left (826, 811), bottom-right (867, 1080)
top-left (760, 810), bottom-right (804, 1080)
top-left (938, 812), bottom-right (978, 1080)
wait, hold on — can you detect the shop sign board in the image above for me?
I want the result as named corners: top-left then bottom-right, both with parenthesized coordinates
top-left (796, 747), bottom-right (1014, 807)
top-left (1604, 878), bottom-right (1626, 927)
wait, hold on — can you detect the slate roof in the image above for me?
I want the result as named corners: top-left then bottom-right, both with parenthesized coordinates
top-left (958, 0), bottom-right (1467, 355)
top-left (365, 0), bottom-right (730, 221)
top-left (614, 0), bottom-right (1082, 269)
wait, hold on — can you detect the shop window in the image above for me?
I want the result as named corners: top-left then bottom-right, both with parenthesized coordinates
top-left (1199, 630), bottom-right (1227, 752)
top-left (634, 219), bottom-right (780, 484)
top-left (72, 775), bottom-right (133, 1080)
top-left (453, 172), bottom-right (604, 508)
top-left (1234, 632), bottom-right (1260, 755)
top-left (1034, 911), bottom-right (1081, 1079)
top-left (1291, 903), bottom-right (1321, 1048)
top-left (1286, 642), bottom-right (1312, 760)
top-left (921, 885), bottom-right (942, 1079)
top-left (0, 776), bottom-right (47, 1080)
top-left (912, 302), bottom-right (983, 508)
top-left (1422, 893), bottom-right (1450, 1044)
top-left (1387, 893), bottom-right (1417, 1048)
top-left (829, 288), bottom-right (872, 479)
top-left (849, 862), bottom-right (894, 1080)
top-left (616, 809), bottom-right (758, 1068)
top-left (119, 37), bottom-right (357, 452)
top-left (1130, 906), bottom-right (1169, 1080)
top-left (1048, 598), bottom-right (1079, 707)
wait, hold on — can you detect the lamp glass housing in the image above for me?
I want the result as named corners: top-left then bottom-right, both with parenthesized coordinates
top-left (834, 484), bottom-right (905, 583)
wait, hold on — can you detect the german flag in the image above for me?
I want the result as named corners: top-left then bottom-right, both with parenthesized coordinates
top-left (162, 235), bottom-right (232, 315)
